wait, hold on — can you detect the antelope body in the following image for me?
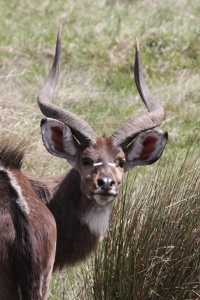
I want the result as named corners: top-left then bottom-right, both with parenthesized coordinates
top-left (0, 27), bottom-right (167, 299)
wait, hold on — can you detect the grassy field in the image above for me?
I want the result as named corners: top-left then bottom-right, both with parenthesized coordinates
top-left (0, 0), bottom-right (199, 299)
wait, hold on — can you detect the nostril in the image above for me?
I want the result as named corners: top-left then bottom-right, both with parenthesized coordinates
top-left (97, 178), bottom-right (105, 188)
top-left (110, 180), bottom-right (115, 187)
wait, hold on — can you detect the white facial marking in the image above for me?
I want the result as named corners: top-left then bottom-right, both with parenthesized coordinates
top-left (86, 174), bottom-right (92, 180)
top-left (93, 162), bottom-right (116, 167)
top-left (108, 163), bottom-right (116, 167)
top-left (93, 162), bottom-right (103, 166)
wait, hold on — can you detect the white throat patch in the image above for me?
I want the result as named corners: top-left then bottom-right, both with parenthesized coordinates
top-left (81, 204), bottom-right (112, 236)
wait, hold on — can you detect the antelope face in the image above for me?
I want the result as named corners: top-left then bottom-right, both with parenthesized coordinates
top-left (41, 118), bottom-right (167, 207)
top-left (79, 137), bottom-right (125, 206)
top-left (38, 27), bottom-right (168, 207)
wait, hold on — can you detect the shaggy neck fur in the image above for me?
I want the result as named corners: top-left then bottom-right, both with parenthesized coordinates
top-left (44, 168), bottom-right (111, 270)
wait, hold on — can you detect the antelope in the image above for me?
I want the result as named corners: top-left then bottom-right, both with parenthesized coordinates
top-left (0, 26), bottom-right (168, 299)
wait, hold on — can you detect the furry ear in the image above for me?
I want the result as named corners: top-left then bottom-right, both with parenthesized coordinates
top-left (41, 118), bottom-right (79, 165)
top-left (124, 130), bottom-right (168, 172)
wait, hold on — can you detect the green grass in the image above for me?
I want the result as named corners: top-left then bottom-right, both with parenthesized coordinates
top-left (0, 0), bottom-right (200, 298)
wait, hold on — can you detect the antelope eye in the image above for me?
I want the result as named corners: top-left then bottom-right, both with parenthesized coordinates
top-left (119, 159), bottom-right (125, 168)
top-left (82, 157), bottom-right (91, 166)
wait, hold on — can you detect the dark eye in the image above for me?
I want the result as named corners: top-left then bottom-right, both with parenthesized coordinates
top-left (119, 159), bottom-right (125, 168)
top-left (82, 157), bottom-right (91, 166)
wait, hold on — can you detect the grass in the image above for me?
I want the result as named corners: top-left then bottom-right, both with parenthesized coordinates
top-left (80, 148), bottom-right (200, 299)
top-left (0, 0), bottom-right (200, 298)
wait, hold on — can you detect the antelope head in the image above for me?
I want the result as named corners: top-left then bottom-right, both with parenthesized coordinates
top-left (38, 27), bottom-right (167, 207)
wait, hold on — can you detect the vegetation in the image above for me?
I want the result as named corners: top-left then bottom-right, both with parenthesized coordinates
top-left (81, 148), bottom-right (200, 299)
top-left (0, 0), bottom-right (199, 299)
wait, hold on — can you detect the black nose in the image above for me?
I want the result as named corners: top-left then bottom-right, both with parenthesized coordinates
top-left (97, 175), bottom-right (116, 192)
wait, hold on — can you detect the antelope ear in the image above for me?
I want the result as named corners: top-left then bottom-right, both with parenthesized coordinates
top-left (124, 130), bottom-right (168, 172)
top-left (41, 118), bottom-right (78, 164)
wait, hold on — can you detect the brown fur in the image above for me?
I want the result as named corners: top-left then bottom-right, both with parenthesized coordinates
top-left (0, 142), bottom-right (56, 300)
top-left (0, 137), bottom-right (125, 298)
top-left (83, 136), bottom-right (124, 162)
top-left (47, 169), bottom-right (99, 269)
top-left (0, 139), bottom-right (25, 170)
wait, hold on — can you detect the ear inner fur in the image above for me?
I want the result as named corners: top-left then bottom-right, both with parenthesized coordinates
top-left (124, 130), bottom-right (168, 171)
top-left (139, 136), bottom-right (157, 160)
top-left (51, 126), bottom-right (65, 153)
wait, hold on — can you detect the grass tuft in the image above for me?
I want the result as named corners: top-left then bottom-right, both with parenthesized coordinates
top-left (80, 148), bottom-right (200, 299)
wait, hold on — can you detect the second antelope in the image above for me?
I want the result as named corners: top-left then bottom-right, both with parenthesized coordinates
top-left (0, 27), bottom-right (168, 299)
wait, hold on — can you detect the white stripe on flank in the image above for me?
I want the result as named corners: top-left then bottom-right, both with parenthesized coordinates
top-left (18, 285), bottom-right (23, 300)
top-left (5, 168), bottom-right (30, 215)
top-left (39, 274), bottom-right (44, 298)
top-left (8, 170), bottom-right (30, 215)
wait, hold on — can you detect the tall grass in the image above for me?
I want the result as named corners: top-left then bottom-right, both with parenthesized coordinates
top-left (80, 148), bottom-right (200, 299)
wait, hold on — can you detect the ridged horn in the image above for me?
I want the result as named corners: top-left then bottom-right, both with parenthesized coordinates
top-left (37, 26), bottom-right (97, 147)
top-left (110, 38), bottom-right (164, 148)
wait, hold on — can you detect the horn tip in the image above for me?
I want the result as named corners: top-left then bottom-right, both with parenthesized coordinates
top-left (57, 24), bottom-right (62, 42)
top-left (135, 37), bottom-right (140, 52)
